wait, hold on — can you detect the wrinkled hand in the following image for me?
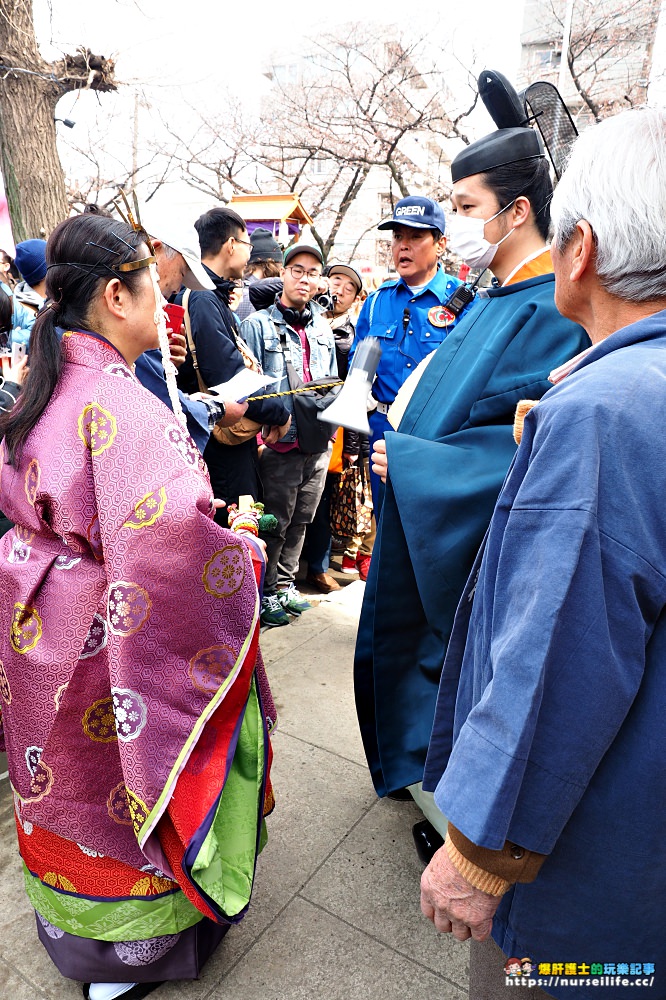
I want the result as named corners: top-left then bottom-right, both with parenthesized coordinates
top-left (168, 330), bottom-right (187, 368)
top-left (420, 844), bottom-right (500, 942)
top-left (219, 399), bottom-right (249, 427)
top-left (7, 356), bottom-right (28, 385)
top-left (371, 439), bottom-right (388, 483)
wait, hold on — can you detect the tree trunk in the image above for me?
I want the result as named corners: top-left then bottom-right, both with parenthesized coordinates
top-left (0, 0), bottom-right (65, 239)
top-left (0, 80), bottom-right (68, 241)
top-left (0, 0), bottom-right (117, 242)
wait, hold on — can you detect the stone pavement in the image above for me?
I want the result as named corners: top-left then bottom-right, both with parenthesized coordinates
top-left (0, 577), bottom-right (469, 999)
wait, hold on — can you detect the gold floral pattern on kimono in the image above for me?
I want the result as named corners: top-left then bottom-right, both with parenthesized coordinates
top-left (86, 513), bottom-right (104, 562)
top-left (10, 603), bottom-right (43, 654)
top-left (0, 659), bottom-right (11, 703)
top-left (188, 644), bottom-right (238, 694)
top-left (126, 787), bottom-right (149, 836)
top-left (107, 782), bottom-right (133, 826)
top-left (123, 488), bottom-right (168, 531)
top-left (14, 525), bottom-right (35, 546)
top-left (107, 582), bottom-right (152, 636)
top-left (130, 874), bottom-right (176, 897)
top-left (78, 403), bottom-right (118, 456)
top-left (82, 696), bottom-right (118, 743)
top-left (24, 458), bottom-right (40, 506)
top-left (202, 546), bottom-right (246, 598)
top-left (43, 872), bottom-right (77, 892)
top-left (23, 758), bottom-right (54, 803)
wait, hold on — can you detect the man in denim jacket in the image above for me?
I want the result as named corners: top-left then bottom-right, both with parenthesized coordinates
top-left (241, 244), bottom-right (338, 627)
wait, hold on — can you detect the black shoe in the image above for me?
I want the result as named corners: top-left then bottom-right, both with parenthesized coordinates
top-left (386, 787), bottom-right (412, 801)
top-left (83, 985), bottom-right (164, 1000)
top-left (412, 820), bottom-right (444, 865)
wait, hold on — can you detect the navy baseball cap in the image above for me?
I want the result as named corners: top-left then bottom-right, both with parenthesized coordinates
top-left (377, 196), bottom-right (447, 233)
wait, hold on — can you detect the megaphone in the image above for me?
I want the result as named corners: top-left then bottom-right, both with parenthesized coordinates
top-left (318, 337), bottom-right (382, 435)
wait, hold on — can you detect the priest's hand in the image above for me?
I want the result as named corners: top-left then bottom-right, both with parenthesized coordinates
top-left (420, 844), bottom-right (500, 942)
top-left (371, 438), bottom-right (388, 482)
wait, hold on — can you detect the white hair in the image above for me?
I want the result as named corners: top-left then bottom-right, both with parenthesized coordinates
top-left (551, 107), bottom-right (666, 302)
top-left (160, 242), bottom-right (179, 260)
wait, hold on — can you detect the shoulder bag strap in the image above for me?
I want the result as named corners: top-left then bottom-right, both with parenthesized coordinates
top-left (182, 288), bottom-right (209, 394)
top-left (278, 328), bottom-right (303, 392)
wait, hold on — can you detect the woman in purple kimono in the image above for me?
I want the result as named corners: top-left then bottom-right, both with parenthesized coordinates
top-left (0, 215), bottom-right (275, 1000)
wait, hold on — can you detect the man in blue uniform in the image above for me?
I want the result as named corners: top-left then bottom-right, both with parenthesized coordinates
top-left (421, 105), bottom-right (666, 1000)
top-left (352, 196), bottom-right (470, 508)
top-left (354, 77), bottom-right (590, 857)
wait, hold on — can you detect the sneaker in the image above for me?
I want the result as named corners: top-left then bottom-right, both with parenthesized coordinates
top-left (277, 584), bottom-right (312, 616)
top-left (260, 594), bottom-right (290, 627)
top-left (356, 554), bottom-right (372, 581)
top-left (341, 554), bottom-right (359, 575)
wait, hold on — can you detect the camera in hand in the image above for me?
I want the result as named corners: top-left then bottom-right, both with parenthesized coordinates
top-left (313, 290), bottom-right (337, 314)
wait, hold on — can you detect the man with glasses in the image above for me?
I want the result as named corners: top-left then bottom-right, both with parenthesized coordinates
top-left (176, 206), bottom-right (290, 517)
top-left (241, 244), bottom-right (337, 627)
top-left (352, 195), bottom-right (471, 510)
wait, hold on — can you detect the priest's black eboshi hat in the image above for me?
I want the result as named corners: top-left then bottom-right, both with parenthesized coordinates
top-left (451, 70), bottom-right (545, 184)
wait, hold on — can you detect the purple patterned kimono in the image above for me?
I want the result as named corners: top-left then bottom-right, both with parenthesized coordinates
top-left (0, 330), bottom-right (274, 984)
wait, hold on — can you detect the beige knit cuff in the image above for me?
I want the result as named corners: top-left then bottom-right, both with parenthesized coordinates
top-left (445, 834), bottom-right (511, 897)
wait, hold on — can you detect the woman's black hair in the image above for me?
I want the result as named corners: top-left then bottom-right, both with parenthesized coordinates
top-left (0, 214), bottom-right (147, 465)
top-left (478, 157), bottom-right (553, 240)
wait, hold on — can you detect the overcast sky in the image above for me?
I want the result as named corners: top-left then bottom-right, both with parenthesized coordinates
top-left (32, 0), bottom-right (529, 226)
top-left (35, 0), bottom-right (525, 98)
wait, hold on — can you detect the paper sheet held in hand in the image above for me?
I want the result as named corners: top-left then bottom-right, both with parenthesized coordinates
top-left (208, 369), bottom-right (277, 402)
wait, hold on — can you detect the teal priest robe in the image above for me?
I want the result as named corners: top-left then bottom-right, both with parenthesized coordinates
top-left (354, 272), bottom-right (590, 795)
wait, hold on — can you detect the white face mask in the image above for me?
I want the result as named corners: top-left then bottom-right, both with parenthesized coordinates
top-left (446, 201), bottom-right (517, 270)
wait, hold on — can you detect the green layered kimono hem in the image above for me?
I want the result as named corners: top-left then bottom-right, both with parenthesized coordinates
top-left (190, 678), bottom-right (265, 917)
top-left (24, 866), bottom-right (202, 941)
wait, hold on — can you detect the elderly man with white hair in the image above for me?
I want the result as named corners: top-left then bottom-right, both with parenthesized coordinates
top-left (419, 106), bottom-right (666, 999)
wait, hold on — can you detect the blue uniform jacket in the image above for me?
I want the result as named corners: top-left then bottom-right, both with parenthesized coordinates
top-left (424, 310), bottom-right (666, 992)
top-left (354, 273), bottom-right (590, 795)
top-left (353, 266), bottom-right (469, 405)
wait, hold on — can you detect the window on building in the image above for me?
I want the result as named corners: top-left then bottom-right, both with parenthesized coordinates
top-left (379, 192), bottom-right (393, 219)
top-left (273, 63), bottom-right (299, 86)
top-left (532, 48), bottom-right (562, 72)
